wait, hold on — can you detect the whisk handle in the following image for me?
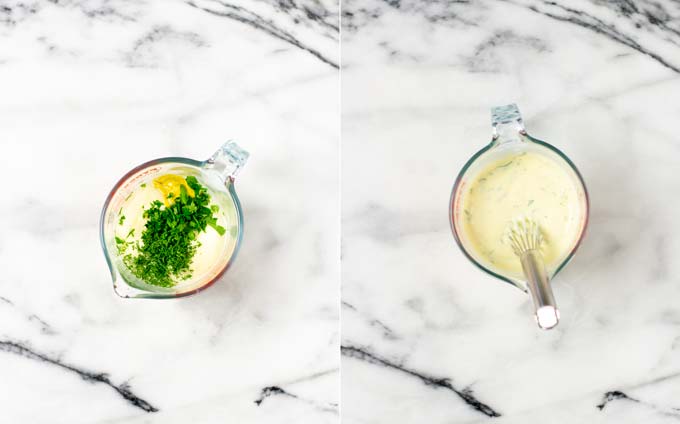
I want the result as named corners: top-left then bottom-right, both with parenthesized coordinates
top-left (520, 250), bottom-right (560, 329)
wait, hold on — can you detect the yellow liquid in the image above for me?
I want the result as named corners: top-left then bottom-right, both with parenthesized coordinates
top-left (458, 151), bottom-right (585, 279)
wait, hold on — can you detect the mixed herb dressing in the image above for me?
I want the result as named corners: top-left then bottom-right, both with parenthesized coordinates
top-left (458, 151), bottom-right (585, 279)
top-left (115, 174), bottom-right (231, 288)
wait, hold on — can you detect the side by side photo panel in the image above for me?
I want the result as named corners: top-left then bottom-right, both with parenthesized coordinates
top-left (341, 1), bottom-right (680, 423)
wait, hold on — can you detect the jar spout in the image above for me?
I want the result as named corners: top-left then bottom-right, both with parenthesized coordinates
top-left (204, 141), bottom-right (250, 184)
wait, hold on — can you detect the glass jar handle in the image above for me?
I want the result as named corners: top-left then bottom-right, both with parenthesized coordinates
top-left (491, 104), bottom-right (526, 143)
top-left (204, 141), bottom-right (250, 183)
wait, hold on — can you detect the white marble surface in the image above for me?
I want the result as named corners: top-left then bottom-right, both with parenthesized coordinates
top-left (0, 0), bottom-right (338, 422)
top-left (342, 0), bottom-right (680, 423)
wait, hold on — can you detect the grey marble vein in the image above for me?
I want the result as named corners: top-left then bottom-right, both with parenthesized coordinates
top-left (0, 0), bottom-right (138, 28)
top-left (186, 0), bottom-right (339, 67)
top-left (342, 345), bottom-right (501, 417)
top-left (254, 385), bottom-right (339, 414)
top-left (597, 390), bottom-right (680, 419)
top-left (0, 295), bottom-right (58, 335)
top-left (597, 390), bottom-right (639, 410)
top-left (342, 301), bottom-right (399, 340)
top-left (0, 340), bottom-right (158, 413)
top-left (343, 0), bottom-right (680, 73)
top-left (510, 0), bottom-right (680, 73)
top-left (125, 25), bottom-right (207, 68)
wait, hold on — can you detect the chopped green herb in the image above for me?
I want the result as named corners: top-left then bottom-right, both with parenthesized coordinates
top-left (141, 183), bottom-right (146, 188)
top-left (208, 219), bottom-right (226, 236)
top-left (180, 184), bottom-right (188, 203)
top-left (118, 176), bottom-right (225, 288)
top-left (119, 215), bottom-right (125, 225)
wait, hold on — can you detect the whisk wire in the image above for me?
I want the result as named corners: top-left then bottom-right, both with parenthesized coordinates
top-left (505, 216), bottom-right (544, 254)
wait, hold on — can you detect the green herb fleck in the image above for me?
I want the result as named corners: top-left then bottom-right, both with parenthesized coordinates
top-left (141, 183), bottom-right (147, 188)
top-left (528, 199), bottom-right (534, 206)
top-left (207, 218), bottom-right (226, 236)
top-left (119, 215), bottom-right (125, 225)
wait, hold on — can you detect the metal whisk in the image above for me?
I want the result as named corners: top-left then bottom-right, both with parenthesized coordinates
top-left (505, 216), bottom-right (560, 330)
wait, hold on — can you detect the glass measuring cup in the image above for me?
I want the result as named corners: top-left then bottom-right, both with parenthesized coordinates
top-left (100, 142), bottom-right (249, 299)
top-left (449, 104), bottom-right (589, 329)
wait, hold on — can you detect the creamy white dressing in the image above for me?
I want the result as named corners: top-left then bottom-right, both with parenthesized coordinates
top-left (458, 151), bottom-right (585, 279)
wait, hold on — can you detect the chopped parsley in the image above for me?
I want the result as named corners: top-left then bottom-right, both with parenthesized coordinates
top-left (117, 175), bottom-right (225, 288)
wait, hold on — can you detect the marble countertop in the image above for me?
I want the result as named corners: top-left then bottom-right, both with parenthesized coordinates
top-left (3, 0), bottom-right (680, 422)
top-left (0, 0), bottom-right (338, 422)
top-left (341, 0), bottom-right (680, 423)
